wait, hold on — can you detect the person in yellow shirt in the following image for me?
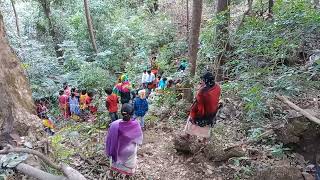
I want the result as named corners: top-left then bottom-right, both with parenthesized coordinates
top-left (42, 115), bottom-right (55, 136)
top-left (79, 90), bottom-right (88, 110)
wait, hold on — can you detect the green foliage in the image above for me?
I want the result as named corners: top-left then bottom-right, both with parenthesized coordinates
top-left (270, 143), bottom-right (291, 158)
top-left (50, 134), bottom-right (75, 163)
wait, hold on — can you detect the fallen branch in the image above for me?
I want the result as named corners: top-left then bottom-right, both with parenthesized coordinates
top-left (0, 146), bottom-right (61, 170)
top-left (0, 145), bottom-right (87, 180)
top-left (223, 129), bottom-right (274, 151)
top-left (276, 94), bottom-right (320, 125)
top-left (16, 163), bottom-right (66, 180)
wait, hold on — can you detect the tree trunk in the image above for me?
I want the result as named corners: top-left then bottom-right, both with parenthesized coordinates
top-left (268, 0), bottom-right (274, 14)
top-left (188, 0), bottom-right (203, 77)
top-left (214, 0), bottom-right (230, 82)
top-left (314, 0), bottom-right (319, 8)
top-left (39, 0), bottom-right (64, 64)
top-left (83, 0), bottom-right (98, 54)
top-left (10, 0), bottom-right (20, 36)
top-left (0, 12), bottom-right (38, 147)
top-left (186, 0), bottom-right (189, 41)
top-left (247, 0), bottom-right (253, 14)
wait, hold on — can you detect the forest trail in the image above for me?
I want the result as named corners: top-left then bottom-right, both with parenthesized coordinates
top-left (135, 119), bottom-right (224, 180)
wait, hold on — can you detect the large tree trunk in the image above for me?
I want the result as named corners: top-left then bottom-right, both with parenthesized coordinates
top-left (188, 0), bottom-right (203, 77)
top-left (214, 0), bottom-right (230, 82)
top-left (10, 0), bottom-right (20, 36)
top-left (83, 0), bottom-right (98, 54)
top-left (39, 0), bottom-right (64, 64)
top-left (0, 12), bottom-right (38, 147)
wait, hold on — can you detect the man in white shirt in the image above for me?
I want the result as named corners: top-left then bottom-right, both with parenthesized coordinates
top-left (141, 70), bottom-right (148, 88)
top-left (146, 70), bottom-right (155, 84)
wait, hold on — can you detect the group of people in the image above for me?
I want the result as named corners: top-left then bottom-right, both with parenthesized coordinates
top-left (58, 83), bottom-right (97, 122)
top-left (105, 71), bottom-right (221, 177)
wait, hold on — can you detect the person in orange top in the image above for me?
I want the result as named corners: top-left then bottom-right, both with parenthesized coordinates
top-left (79, 90), bottom-right (88, 110)
top-left (184, 72), bottom-right (221, 143)
top-left (105, 88), bottom-right (119, 122)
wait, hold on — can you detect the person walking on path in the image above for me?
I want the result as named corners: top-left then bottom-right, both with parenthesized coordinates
top-left (183, 72), bottom-right (221, 144)
top-left (133, 90), bottom-right (148, 129)
top-left (105, 88), bottom-right (119, 122)
top-left (105, 103), bottom-right (143, 177)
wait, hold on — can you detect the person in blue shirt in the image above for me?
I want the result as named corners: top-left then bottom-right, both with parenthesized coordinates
top-left (178, 59), bottom-right (188, 72)
top-left (158, 77), bottom-right (167, 90)
top-left (133, 90), bottom-right (149, 129)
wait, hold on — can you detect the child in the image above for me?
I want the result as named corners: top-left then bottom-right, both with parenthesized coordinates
top-left (105, 88), bottom-right (119, 122)
top-left (158, 77), bottom-right (167, 90)
top-left (86, 92), bottom-right (97, 114)
top-left (42, 115), bottom-right (55, 136)
top-left (134, 90), bottom-right (148, 129)
top-left (69, 93), bottom-right (80, 121)
top-left (79, 90), bottom-right (88, 110)
top-left (58, 90), bottom-right (70, 119)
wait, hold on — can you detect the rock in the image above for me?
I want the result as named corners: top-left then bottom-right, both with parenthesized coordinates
top-left (301, 172), bottom-right (314, 180)
top-left (204, 142), bottom-right (245, 162)
top-left (254, 166), bottom-right (304, 180)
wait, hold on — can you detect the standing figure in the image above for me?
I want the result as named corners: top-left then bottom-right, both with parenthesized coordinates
top-left (69, 93), bottom-right (80, 120)
top-left (105, 104), bottom-right (143, 177)
top-left (58, 90), bottom-right (70, 119)
top-left (118, 74), bottom-right (132, 105)
top-left (133, 90), bottom-right (148, 129)
top-left (63, 82), bottom-right (71, 96)
top-left (146, 70), bottom-right (155, 96)
top-left (177, 59), bottom-right (188, 72)
top-left (183, 72), bottom-right (221, 143)
top-left (141, 70), bottom-right (148, 89)
top-left (105, 88), bottom-right (119, 122)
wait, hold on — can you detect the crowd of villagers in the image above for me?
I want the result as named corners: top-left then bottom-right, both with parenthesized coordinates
top-left (105, 70), bottom-right (221, 177)
top-left (36, 57), bottom-right (221, 178)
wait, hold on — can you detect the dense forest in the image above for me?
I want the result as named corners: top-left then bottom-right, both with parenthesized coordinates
top-left (0, 0), bottom-right (320, 179)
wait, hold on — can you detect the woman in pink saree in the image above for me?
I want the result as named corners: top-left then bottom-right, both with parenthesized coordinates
top-left (105, 103), bottom-right (143, 177)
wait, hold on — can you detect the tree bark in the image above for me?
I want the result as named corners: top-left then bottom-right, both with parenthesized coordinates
top-left (10, 0), bottom-right (20, 36)
top-left (188, 0), bottom-right (203, 77)
top-left (0, 11), bottom-right (37, 147)
top-left (314, 0), bottom-right (319, 8)
top-left (83, 0), bottom-right (98, 53)
top-left (248, 0), bottom-right (253, 14)
top-left (186, 0), bottom-right (189, 41)
top-left (39, 0), bottom-right (64, 63)
top-left (268, 0), bottom-right (274, 14)
top-left (214, 0), bottom-right (230, 82)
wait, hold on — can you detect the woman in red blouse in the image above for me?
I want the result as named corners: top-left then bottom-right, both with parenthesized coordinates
top-left (184, 72), bottom-right (221, 143)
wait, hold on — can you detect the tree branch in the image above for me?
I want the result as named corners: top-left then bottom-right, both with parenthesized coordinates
top-left (0, 146), bottom-right (61, 170)
top-left (16, 163), bottom-right (66, 180)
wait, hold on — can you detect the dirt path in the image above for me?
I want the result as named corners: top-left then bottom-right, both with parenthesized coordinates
top-left (135, 123), bottom-right (223, 180)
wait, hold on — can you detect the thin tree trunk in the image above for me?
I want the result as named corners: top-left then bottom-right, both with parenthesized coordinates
top-left (83, 0), bottom-right (98, 53)
top-left (314, 0), bottom-right (319, 8)
top-left (39, 0), bottom-right (64, 63)
top-left (186, 0), bottom-right (189, 41)
top-left (268, 0), bottom-right (274, 14)
top-left (247, 0), bottom-right (253, 14)
top-left (10, 0), bottom-right (20, 36)
top-left (188, 0), bottom-right (203, 77)
top-left (214, 0), bottom-right (230, 82)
